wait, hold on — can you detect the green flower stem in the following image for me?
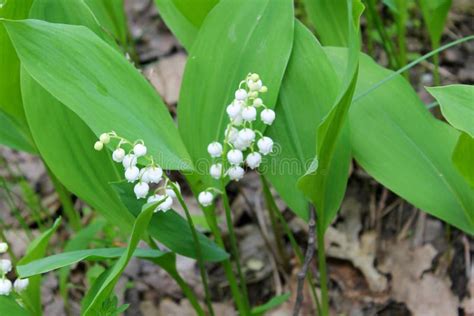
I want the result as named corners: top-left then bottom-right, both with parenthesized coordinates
top-left (260, 175), bottom-right (321, 315)
top-left (172, 185), bottom-right (215, 316)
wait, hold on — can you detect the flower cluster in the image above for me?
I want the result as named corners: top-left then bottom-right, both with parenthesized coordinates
top-left (0, 242), bottom-right (29, 296)
top-left (94, 132), bottom-right (179, 212)
top-left (198, 73), bottom-right (275, 207)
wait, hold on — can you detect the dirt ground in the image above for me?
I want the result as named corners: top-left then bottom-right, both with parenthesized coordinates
top-left (0, 0), bottom-right (473, 315)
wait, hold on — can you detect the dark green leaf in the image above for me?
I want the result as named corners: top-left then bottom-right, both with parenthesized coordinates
top-left (0, 109), bottom-right (35, 153)
top-left (0, 296), bottom-right (29, 316)
top-left (452, 132), bottom-right (474, 188)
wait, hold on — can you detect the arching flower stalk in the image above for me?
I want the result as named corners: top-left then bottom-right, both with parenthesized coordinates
top-left (0, 242), bottom-right (29, 296)
top-left (198, 73), bottom-right (275, 206)
top-left (94, 132), bottom-right (181, 212)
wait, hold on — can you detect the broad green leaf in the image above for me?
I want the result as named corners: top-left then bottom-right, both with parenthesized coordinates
top-left (297, 0), bottom-right (361, 229)
top-left (251, 293), bottom-right (290, 316)
top-left (0, 0), bottom-right (32, 128)
top-left (0, 109), bottom-right (35, 153)
top-left (154, 0), bottom-right (218, 50)
top-left (3, 19), bottom-right (192, 171)
top-left (178, 0), bottom-right (294, 190)
top-left (452, 132), bottom-right (474, 188)
top-left (426, 84), bottom-right (474, 137)
top-left (83, 0), bottom-right (129, 47)
top-left (17, 247), bottom-right (169, 278)
top-left (112, 181), bottom-right (228, 262)
top-left (81, 202), bottom-right (158, 315)
top-left (303, 0), bottom-right (364, 46)
top-left (419, 0), bottom-right (452, 46)
top-left (0, 296), bottom-right (29, 316)
top-left (17, 217), bottom-right (62, 316)
top-left (326, 48), bottom-right (474, 234)
top-left (264, 22), bottom-right (350, 220)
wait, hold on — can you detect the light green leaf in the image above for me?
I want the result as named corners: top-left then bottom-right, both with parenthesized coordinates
top-left (264, 22), bottom-right (350, 220)
top-left (178, 0), bottom-right (294, 190)
top-left (81, 202), bottom-right (158, 315)
top-left (0, 296), bottom-right (29, 316)
top-left (0, 0), bottom-right (32, 128)
top-left (0, 109), bottom-right (35, 153)
top-left (452, 132), bottom-right (474, 188)
top-left (3, 19), bottom-right (192, 171)
top-left (303, 0), bottom-right (364, 46)
top-left (111, 181), bottom-right (229, 262)
top-left (251, 293), bottom-right (290, 316)
top-left (297, 0), bottom-right (361, 229)
top-left (326, 48), bottom-right (474, 234)
top-left (419, 0), bottom-right (452, 46)
top-left (426, 84), bottom-right (474, 137)
top-left (18, 247), bottom-right (169, 278)
top-left (154, 0), bottom-right (218, 50)
top-left (17, 217), bottom-right (62, 316)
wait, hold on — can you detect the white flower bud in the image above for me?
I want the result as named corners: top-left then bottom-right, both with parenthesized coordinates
top-left (257, 137), bottom-right (273, 155)
top-left (166, 183), bottom-right (180, 198)
top-left (227, 149), bottom-right (243, 165)
top-left (142, 166), bottom-right (163, 184)
top-left (0, 259), bottom-right (12, 274)
top-left (250, 73), bottom-right (260, 81)
top-left (0, 279), bottom-right (12, 296)
top-left (227, 166), bottom-right (245, 181)
top-left (133, 143), bottom-right (147, 157)
top-left (13, 278), bottom-right (29, 292)
top-left (122, 154), bottom-right (137, 168)
top-left (0, 243), bottom-right (8, 254)
top-left (207, 142), bottom-right (223, 158)
top-left (99, 133), bottom-right (110, 144)
top-left (198, 191), bottom-right (214, 207)
top-left (94, 141), bottom-right (103, 151)
top-left (260, 109), bottom-right (276, 125)
top-left (112, 148), bottom-right (125, 163)
top-left (241, 106), bottom-right (257, 122)
top-left (253, 98), bottom-right (263, 107)
top-left (246, 152), bottom-right (262, 169)
top-left (248, 79), bottom-right (262, 91)
top-left (210, 163), bottom-right (223, 179)
top-left (259, 86), bottom-right (268, 93)
top-left (235, 89), bottom-right (248, 100)
top-left (125, 166), bottom-right (140, 182)
top-left (226, 101), bottom-right (242, 119)
top-left (238, 128), bottom-right (256, 143)
top-left (134, 182), bottom-right (149, 199)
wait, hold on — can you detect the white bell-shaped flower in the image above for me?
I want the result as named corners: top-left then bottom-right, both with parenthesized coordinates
top-left (257, 137), bottom-right (274, 155)
top-left (112, 148), bottom-right (125, 163)
top-left (233, 137), bottom-right (252, 150)
top-left (227, 166), bottom-right (245, 181)
top-left (158, 195), bottom-right (173, 212)
top-left (134, 182), bottom-right (149, 199)
top-left (246, 152), bottom-right (262, 169)
top-left (13, 278), bottom-right (29, 292)
top-left (0, 243), bottom-right (7, 254)
top-left (133, 143), bottom-right (147, 157)
top-left (125, 166), bottom-right (140, 182)
top-left (241, 106), bottom-right (257, 122)
top-left (227, 149), bottom-right (243, 165)
top-left (0, 279), bottom-right (12, 296)
top-left (235, 89), bottom-right (248, 100)
top-left (207, 142), bottom-right (223, 158)
top-left (238, 128), bottom-right (256, 143)
top-left (198, 191), bottom-right (214, 207)
top-left (226, 126), bottom-right (239, 144)
top-left (0, 259), bottom-right (12, 274)
top-left (122, 154), bottom-right (138, 168)
top-left (226, 101), bottom-right (243, 119)
top-left (210, 163), bottom-right (223, 179)
top-left (166, 183), bottom-right (180, 198)
top-left (261, 109), bottom-right (276, 125)
top-left (142, 166), bottom-right (163, 184)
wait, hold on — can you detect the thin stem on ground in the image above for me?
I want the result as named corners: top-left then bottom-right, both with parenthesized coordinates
top-left (316, 217), bottom-right (329, 315)
top-left (260, 175), bottom-right (321, 314)
top-left (173, 185), bottom-right (215, 316)
top-left (293, 204), bottom-right (316, 316)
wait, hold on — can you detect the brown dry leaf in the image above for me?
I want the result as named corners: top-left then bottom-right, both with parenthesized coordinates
top-left (379, 241), bottom-right (459, 316)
